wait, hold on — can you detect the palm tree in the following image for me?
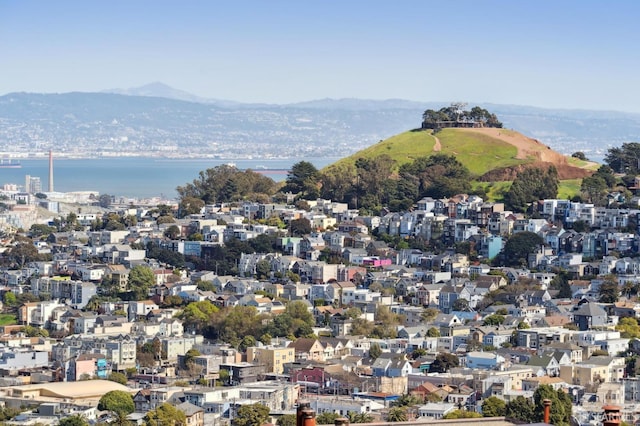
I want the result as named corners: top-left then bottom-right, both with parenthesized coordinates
top-left (348, 412), bottom-right (374, 423)
top-left (387, 407), bottom-right (408, 422)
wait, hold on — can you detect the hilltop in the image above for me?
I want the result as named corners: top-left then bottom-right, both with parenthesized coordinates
top-left (326, 127), bottom-right (597, 181)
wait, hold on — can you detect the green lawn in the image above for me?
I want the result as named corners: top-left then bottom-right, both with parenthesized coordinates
top-left (472, 181), bottom-right (511, 202)
top-left (557, 179), bottom-right (582, 199)
top-left (567, 156), bottom-right (600, 171)
top-left (473, 179), bottom-right (583, 203)
top-left (328, 130), bottom-right (436, 171)
top-left (435, 129), bottom-right (525, 176)
top-left (0, 313), bottom-right (17, 326)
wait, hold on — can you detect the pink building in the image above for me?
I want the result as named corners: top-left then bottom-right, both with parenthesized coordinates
top-left (362, 257), bottom-right (393, 268)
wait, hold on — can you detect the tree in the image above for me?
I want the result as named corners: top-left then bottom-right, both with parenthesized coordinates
top-left (504, 166), bottom-right (559, 212)
top-left (517, 321), bottom-right (530, 329)
top-left (162, 295), bottom-right (184, 308)
top-left (177, 301), bottom-right (220, 335)
top-left (483, 315), bottom-right (506, 326)
top-left (599, 279), bottom-right (620, 303)
top-left (426, 327), bottom-right (440, 337)
top-left (289, 218), bottom-right (312, 236)
top-left (505, 396), bottom-right (535, 423)
top-left (219, 305), bottom-right (261, 343)
top-left (500, 232), bottom-right (544, 267)
top-left (316, 412), bottom-right (340, 425)
top-left (349, 317), bottom-right (374, 336)
top-left (98, 390), bottom-right (135, 416)
top-left (386, 406), bottom-right (407, 422)
top-left (581, 175), bottom-right (609, 206)
top-left (605, 142), bottom-right (640, 174)
top-left (617, 317), bottom-right (640, 338)
top-left (23, 325), bottom-right (48, 337)
top-left (550, 270), bottom-right (573, 298)
top-left (443, 410), bottom-right (482, 419)
top-left (393, 394), bottom-right (422, 407)
top-left (183, 348), bottom-right (202, 368)
top-left (399, 154), bottom-right (471, 200)
top-left (239, 335), bottom-right (257, 353)
top-left (369, 342), bottom-right (382, 360)
top-left (98, 193), bottom-right (113, 208)
top-left (421, 307), bottom-right (439, 322)
top-left (233, 403), bottom-right (270, 426)
top-left (3, 292), bottom-right (16, 307)
top-left (144, 403), bottom-right (186, 426)
top-left (422, 104), bottom-right (502, 129)
top-left (411, 348), bottom-right (427, 359)
top-left (59, 415), bottom-right (90, 426)
top-left (107, 371), bottom-right (128, 385)
top-left (255, 260), bottom-right (271, 279)
top-left (127, 265), bottom-right (155, 300)
top-left (195, 280), bottom-right (216, 292)
top-left (482, 396), bottom-right (506, 417)
top-left (8, 242), bottom-right (39, 269)
top-left (572, 151), bottom-right (588, 161)
top-left (177, 165), bottom-right (276, 206)
top-left (282, 161), bottom-right (320, 199)
top-left (30, 223), bottom-right (56, 238)
top-left (348, 412), bottom-right (374, 423)
top-left (164, 225), bottom-right (181, 239)
top-left (452, 298), bottom-right (470, 312)
top-left (533, 384), bottom-right (572, 425)
top-left (277, 414), bottom-right (297, 426)
top-left (430, 353), bottom-right (459, 373)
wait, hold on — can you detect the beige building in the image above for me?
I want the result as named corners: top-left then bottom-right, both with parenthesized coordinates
top-left (4, 380), bottom-right (132, 405)
top-left (560, 357), bottom-right (625, 386)
top-left (288, 338), bottom-right (326, 362)
top-left (246, 345), bottom-right (295, 374)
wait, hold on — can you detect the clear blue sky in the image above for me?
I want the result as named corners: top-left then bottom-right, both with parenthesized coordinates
top-left (1, 0), bottom-right (639, 112)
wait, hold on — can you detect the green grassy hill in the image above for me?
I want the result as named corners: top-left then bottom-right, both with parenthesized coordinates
top-left (433, 128), bottom-right (526, 175)
top-left (324, 127), bottom-right (597, 201)
top-left (328, 128), bottom-right (532, 175)
top-left (329, 130), bottom-right (437, 169)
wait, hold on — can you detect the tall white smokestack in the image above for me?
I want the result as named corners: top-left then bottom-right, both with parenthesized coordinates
top-left (48, 150), bottom-right (54, 192)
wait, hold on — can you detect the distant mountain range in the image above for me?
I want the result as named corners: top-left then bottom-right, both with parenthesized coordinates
top-left (1, 82), bottom-right (639, 160)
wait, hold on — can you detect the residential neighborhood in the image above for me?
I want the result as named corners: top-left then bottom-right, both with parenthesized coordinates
top-left (0, 185), bottom-right (638, 425)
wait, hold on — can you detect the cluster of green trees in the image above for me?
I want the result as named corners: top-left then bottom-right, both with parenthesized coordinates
top-left (173, 151), bottom-right (483, 216)
top-left (494, 231), bottom-right (543, 267)
top-left (319, 154), bottom-right (476, 214)
top-left (480, 385), bottom-right (572, 425)
top-left (176, 164), bottom-right (277, 208)
top-left (580, 165), bottom-right (623, 206)
top-left (421, 104), bottom-right (503, 129)
top-left (344, 305), bottom-right (406, 339)
top-left (176, 300), bottom-right (315, 346)
top-left (503, 166), bottom-right (559, 212)
top-left (190, 235), bottom-right (279, 276)
top-left (605, 142), bottom-right (640, 174)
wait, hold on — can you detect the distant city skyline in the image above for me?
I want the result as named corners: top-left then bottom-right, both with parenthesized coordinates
top-left (1, 1), bottom-right (640, 112)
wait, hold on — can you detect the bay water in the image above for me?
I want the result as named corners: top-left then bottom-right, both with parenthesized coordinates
top-left (0, 157), bottom-right (339, 199)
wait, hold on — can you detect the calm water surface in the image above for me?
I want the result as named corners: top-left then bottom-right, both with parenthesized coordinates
top-left (0, 157), bottom-right (339, 199)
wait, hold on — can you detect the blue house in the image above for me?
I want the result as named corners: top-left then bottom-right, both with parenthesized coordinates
top-left (372, 355), bottom-right (412, 377)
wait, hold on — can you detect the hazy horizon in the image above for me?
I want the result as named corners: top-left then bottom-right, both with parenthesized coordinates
top-left (2, 1), bottom-right (640, 112)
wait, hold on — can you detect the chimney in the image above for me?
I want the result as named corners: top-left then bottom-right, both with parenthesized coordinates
top-left (297, 402), bottom-right (311, 426)
top-left (48, 150), bottom-right (54, 192)
top-left (542, 399), bottom-right (552, 424)
top-left (602, 405), bottom-right (622, 426)
top-left (301, 408), bottom-right (316, 426)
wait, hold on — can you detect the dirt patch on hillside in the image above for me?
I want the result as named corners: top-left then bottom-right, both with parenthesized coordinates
top-left (458, 128), bottom-right (594, 181)
top-left (433, 135), bottom-right (441, 152)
